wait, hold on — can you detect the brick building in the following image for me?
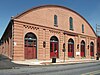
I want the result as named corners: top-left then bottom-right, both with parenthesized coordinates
top-left (97, 36), bottom-right (100, 57)
top-left (0, 5), bottom-right (97, 61)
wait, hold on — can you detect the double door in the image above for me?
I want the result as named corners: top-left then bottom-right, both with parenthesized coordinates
top-left (81, 45), bottom-right (85, 57)
top-left (90, 45), bottom-right (94, 56)
top-left (25, 40), bottom-right (36, 59)
top-left (50, 42), bottom-right (58, 58)
top-left (68, 44), bottom-right (74, 57)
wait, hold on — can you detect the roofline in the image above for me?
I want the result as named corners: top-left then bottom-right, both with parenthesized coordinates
top-left (0, 20), bottom-right (13, 40)
top-left (12, 4), bottom-right (97, 37)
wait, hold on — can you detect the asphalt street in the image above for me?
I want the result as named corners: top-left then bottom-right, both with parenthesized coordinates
top-left (0, 62), bottom-right (100, 75)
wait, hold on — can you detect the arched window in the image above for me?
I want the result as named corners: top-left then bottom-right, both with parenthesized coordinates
top-left (82, 24), bottom-right (84, 33)
top-left (54, 15), bottom-right (58, 26)
top-left (69, 17), bottom-right (73, 30)
top-left (24, 32), bottom-right (37, 59)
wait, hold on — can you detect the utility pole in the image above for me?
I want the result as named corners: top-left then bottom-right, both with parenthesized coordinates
top-left (96, 24), bottom-right (100, 60)
top-left (96, 24), bottom-right (100, 36)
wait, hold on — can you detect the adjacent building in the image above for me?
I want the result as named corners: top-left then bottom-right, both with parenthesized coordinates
top-left (97, 36), bottom-right (100, 57)
top-left (0, 5), bottom-right (97, 61)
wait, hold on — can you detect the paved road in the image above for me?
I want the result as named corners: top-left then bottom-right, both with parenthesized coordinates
top-left (0, 55), bottom-right (29, 69)
top-left (0, 62), bottom-right (100, 75)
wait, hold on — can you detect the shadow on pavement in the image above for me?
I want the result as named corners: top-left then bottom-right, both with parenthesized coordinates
top-left (0, 54), bottom-right (29, 69)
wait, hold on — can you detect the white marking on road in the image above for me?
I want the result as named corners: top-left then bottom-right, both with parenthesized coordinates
top-left (81, 70), bottom-right (100, 75)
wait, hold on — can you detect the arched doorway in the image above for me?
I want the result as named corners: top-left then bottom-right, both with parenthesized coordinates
top-left (24, 32), bottom-right (37, 59)
top-left (68, 38), bottom-right (74, 57)
top-left (50, 36), bottom-right (59, 58)
top-left (81, 40), bottom-right (85, 57)
top-left (90, 42), bottom-right (94, 56)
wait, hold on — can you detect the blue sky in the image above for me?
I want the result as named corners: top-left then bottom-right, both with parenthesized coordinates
top-left (0, 0), bottom-right (100, 38)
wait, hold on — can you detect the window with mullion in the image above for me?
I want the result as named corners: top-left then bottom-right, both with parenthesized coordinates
top-left (69, 17), bottom-right (73, 30)
top-left (82, 24), bottom-right (84, 33)
top-left (54, 15), bottom-right (58, 27)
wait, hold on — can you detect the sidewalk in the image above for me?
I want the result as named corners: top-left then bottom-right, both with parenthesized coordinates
top-left (12, 59), bottom-right (100, 66)
top-left (1, 54), bottom-right (98, 69)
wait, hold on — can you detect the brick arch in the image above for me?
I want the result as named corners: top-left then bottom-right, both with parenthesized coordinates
top-left (13, 5), bottom-right (96, 36)
top-left (24, 32), bottom-right (37, 59)
top-left (50, 36), bottom-right (59, 58)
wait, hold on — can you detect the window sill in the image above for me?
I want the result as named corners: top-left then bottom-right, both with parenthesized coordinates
top-left (70, 29), bottom-right (74, 31)
top-left (54, 25), bottom-right (58, 27)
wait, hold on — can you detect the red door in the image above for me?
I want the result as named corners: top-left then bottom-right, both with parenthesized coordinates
top-left (90, 44), bottom-right (94, 56)
top-left (81, 45), bottom-right (85, 57)
top-left (68, 44), bottom-right (74, 57)
top-left (25, 40), bottom-right (37, 59)
top-left (50, 42), bottom-right (58, 58)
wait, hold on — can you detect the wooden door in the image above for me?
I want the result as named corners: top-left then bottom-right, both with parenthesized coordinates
top-left (25, 40), bottom-right (36, 59)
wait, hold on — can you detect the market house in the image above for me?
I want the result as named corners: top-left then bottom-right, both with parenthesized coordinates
top-left (0, 5), bottom-right (97, 61)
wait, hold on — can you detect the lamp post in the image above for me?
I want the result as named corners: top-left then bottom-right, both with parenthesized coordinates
top-left (63, 31), bottom-right (66, 62)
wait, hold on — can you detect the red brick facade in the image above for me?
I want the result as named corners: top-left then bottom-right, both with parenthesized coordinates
top-left (0, 5), bottom-right (97, 61)
top-left (97, 36), bottom-right (100, 57)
